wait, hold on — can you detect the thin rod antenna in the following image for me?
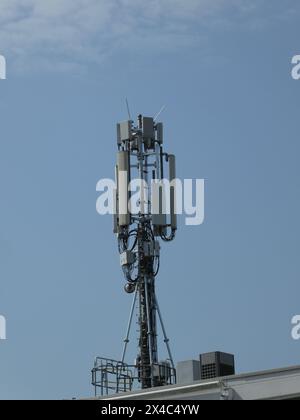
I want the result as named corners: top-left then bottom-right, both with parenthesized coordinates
top-left (154, 295), bottom-right (175, 371)
top-left (121, 286), bottom-right (138, 364)
top-left (154, 105), bottom-right (166, 122)
top-left (125, 98), bottom-right (132, 121)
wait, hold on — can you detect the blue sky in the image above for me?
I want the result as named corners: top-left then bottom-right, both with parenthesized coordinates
top-left (0, 0), bottom-right (300, 399)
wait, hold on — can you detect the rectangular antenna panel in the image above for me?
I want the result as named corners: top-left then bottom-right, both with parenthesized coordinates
top-left (169, 154), bottom-right (177, 231)
top-left (117, 121), bottom-right (132, 144)
top-left (156, 123), bottom-right (163, 144)
top-left (152, 180), bottom-right (167, 235)
top-left (117, 151), bottom-right (131, 227)
top-left (142, 117), bottom-right (155, 139)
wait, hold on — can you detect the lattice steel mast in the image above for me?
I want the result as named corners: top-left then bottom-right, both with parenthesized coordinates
top-left (92, 113), bottom-right (177, 395)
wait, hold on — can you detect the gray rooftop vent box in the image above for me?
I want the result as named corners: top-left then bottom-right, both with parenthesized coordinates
top-left (177, 360), bottom-right (201, 385)
top-left (200, 352), bottom-right (235, 380)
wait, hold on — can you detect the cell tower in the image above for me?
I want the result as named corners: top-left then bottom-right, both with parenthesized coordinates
top-left (92, 114), bottom-right (177, 396)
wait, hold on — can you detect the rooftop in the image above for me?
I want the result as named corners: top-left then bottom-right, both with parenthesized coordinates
top-left (92, 365), bottom-right (300, 401)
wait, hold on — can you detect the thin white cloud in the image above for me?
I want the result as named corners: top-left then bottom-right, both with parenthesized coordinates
top-left (0, 0), bottom-right (295, 73)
